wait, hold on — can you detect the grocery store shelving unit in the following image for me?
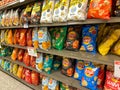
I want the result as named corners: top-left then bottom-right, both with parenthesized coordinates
top-left (0, 0), bottom-right (120, 90)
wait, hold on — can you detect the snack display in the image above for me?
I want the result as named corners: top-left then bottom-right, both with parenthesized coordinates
top-left (98, 29), bottom-right (120, 56)
top-left (48, 78), bottom-right (59, 90)
top-left (104, 71), bottom-right (120, 90)
top-left (81, 63), bottom-right (100, 90)
top-left (38, 27), bottom-right (51, 50)
top-left (61, 57), bottom-right (75, 77)
top-left (22, 4), bottom-right (33, 24)
top-left (42, 76), bottom-right (49, 90)
top-left (74, 60), bottom-right (84, 81)
top-left (80, 25), bottom-right (98, 54)
top-left (65, 26), bottom-right (82, 51)
top-left (114, 0), bottom-right (120, 16)
top-left (50, 26), bottom-right (67, 50)
top-left (53, 56), bottom-right (62, 71)
top-left (67, 0), bottom-right (88, 21)
top-left (36, 53), bottom-right (43, 72)
top-left (32, 28), bottom-right (39, 48)
top-left (40, 0), bottom-right (55, 23)
top-left (43, 54), bottom-right (53, 74)
top-left (111, 40), bottom-right (120, 56)
top-left (87, 0), bottom-right (112, 19)
top-left (53, 0), bottom-right (69, 22)
top-left (31, 2), bottom-right (42, 24)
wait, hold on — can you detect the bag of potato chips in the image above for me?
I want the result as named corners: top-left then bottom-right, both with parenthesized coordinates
top-left (38, 27), bottom-right (51, 51)
top-left (74, 60), bottom-right (84, 81)
top-left (36, 53), bottom-right (43, 72)
top-left (53, 0), bottom-right (69, 22)
top-left (104, 71), bottom-right (120, 90)
top-left (80, 25), bottom-right (98, 54)
top-left (40, 0), bottom-right (55, 23)
top-left (81, 63), bottom-right (100, 90)
top-left (111, 40), bottom-right (120, 56)
top-left (42, 76), bottom-right (49, 90)
top-left (67, 0), bottom-right (88, 21)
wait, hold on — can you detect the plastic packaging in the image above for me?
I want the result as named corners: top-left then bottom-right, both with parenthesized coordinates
top-left (67, 0), bottom-right (88, 21)
top-left (53, 0), bottom-right (69, 22)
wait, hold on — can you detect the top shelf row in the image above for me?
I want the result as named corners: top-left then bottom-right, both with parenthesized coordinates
top-left (0, 0), bottom-right (120, 29)
top-left (0, 17), bottom-right (120, 29)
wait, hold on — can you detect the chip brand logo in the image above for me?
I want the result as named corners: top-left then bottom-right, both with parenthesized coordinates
top-left (38, 31), bottom-right (43, 38)
top-left (85, 67), bottom-right (94, 77)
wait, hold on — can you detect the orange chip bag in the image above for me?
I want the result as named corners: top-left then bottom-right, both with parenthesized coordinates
top-left (87, 0), bottom-right (112, 20)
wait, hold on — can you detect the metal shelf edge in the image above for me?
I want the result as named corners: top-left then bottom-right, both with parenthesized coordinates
top-left (1, 43), bottom-right (120, 66)
top-left (0, 17), bottom-right (120, 29)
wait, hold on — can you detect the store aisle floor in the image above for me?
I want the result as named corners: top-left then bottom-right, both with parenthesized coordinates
top-left (0, 71), bottom-right (33, 90)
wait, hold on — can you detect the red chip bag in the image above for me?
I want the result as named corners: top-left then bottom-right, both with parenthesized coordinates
top-left (30, 56), bottom-right (36, 68)
top-left (26, 29), bottom-right (32, 46)
top-left (25, 69), bottom-right (32, 84)
top-left (104, 71), bottom-right (120, 90)
top-left (23, 51), bottom-right (30, 66)
top-left (19, 29), bottom-right (27, 46)
top-left (31, 71), bottom-right (39, 85)
top-left (18, 49), bottom-right (25, 62)
top-left (22, 68), bottom-right (26, 80)
top-left (87, 0), bottom-right (112, 20)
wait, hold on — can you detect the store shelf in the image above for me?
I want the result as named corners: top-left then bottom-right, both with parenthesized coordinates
top-left (0, 0), bottom-right (35, 10)
top-left (0, 56), bottom-right (88, 90)
top-left (0, 67), bottom-right (41, 90)
top-left (2, 43), bottom-right (120, 66)
top-left (0, 17), bottom-right (120, 29)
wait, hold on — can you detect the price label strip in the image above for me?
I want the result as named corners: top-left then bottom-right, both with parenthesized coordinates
top-left (114, 61), bottom-right (120, 78)
top-left (27, 47), bottom-right (37, 57)
top-left (24, 23), bottom-right (29, 28)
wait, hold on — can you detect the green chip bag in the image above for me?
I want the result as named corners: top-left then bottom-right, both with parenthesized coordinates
top-left (50, 27), bottom-right (67, 50)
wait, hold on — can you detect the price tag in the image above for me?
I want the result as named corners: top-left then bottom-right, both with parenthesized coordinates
top-left (27, 47), bottom-right (37, 57)
top-left (0, 45), bottom-right (1, 48)
top-left (24, 23), bottom-right (28, 28)
top-left (20, 0), bottom-right (25, 2)
top-left (114, 61), bottom-right (120, 78)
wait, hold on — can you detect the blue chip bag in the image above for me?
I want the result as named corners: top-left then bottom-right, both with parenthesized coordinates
top-left (74, 60), bottom-right (84, 81)
top-left (80, 25), bottom-right (98, 54)
top-left (81, 63), bottom-right (100, 90)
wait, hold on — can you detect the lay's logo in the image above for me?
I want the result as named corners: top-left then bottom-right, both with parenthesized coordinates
top-left (85, 67), bottom-right (94, 77)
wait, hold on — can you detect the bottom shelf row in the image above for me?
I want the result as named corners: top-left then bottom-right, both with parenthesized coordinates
top-left (0, 60), bottom-right (81, 90)
top-left (0, 56), bottom-right (120, 90)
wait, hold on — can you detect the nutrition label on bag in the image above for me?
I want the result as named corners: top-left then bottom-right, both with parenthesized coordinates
top-left (114, 61), bottom-right (120, 78)
top-left (27, 47), bottom-right (37, 57)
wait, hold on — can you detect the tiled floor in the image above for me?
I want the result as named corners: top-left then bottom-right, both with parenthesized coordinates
top-left (0, 71), bottom-right (32, 90)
